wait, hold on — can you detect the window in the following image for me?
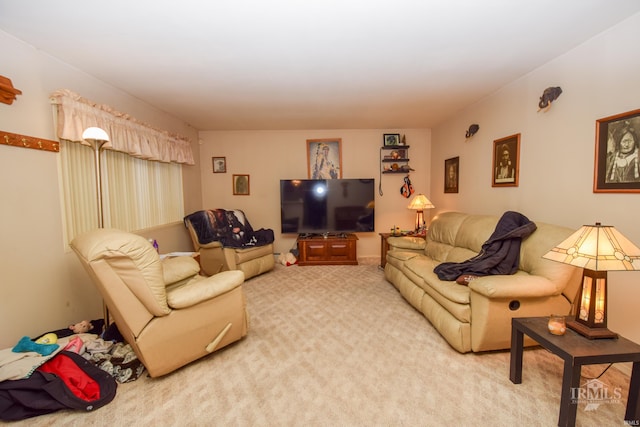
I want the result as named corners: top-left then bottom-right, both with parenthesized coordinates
top-left (60, 141), bottom-right (184, 244)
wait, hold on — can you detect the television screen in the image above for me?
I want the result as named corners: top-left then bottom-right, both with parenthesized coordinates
top-left (280, 179), bottom-right (375, 234)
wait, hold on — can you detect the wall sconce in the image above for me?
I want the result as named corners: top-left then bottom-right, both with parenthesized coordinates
top-left (465, 124), bottom-right (479, 138)
top-left (407, 194), bottom-right (435, 233)
top-left (543, 223), bottom-right (640, 339)
top-left (538, 86), bottom-right (562, 110)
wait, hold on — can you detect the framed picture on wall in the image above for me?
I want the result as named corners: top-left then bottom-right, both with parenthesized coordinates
top-left (593, 108), bottom-right (640, 193)
top-left (444, 156), bottom-right (459, 193)
top-left (212, 157), bottom-right (226, 173)
top-left (232, 174), bottom-right (250, 195)
top-left (307, 138), bottom-right (342, 179)
top-left (492, 134), bottom-right (520, 187)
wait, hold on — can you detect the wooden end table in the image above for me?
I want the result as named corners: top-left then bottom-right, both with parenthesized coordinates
top-left (510, 316), bottom-right (640, 427)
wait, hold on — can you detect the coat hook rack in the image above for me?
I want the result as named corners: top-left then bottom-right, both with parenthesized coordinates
top-left (1, 130), bottom-right (59, 153)
top-left (0, 75), bottom-right (22, 105)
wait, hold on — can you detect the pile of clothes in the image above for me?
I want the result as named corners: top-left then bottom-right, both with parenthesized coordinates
top-left (0, 319), bottom-right (145, 421)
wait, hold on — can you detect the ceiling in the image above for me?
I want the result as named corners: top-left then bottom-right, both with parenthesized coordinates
top-left (2, 1), bottom-right (640, 131)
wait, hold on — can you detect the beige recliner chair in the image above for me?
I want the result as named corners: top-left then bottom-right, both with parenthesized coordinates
top-left (184, 209), bottom-right (275, 279)
top-left (70, 228), bottom-right (248, 377)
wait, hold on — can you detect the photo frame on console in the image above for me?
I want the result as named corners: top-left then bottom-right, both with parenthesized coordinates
top-left (593, 108), bottom-right (640, 193)
top-left (307, 138), bottom-right (342, 179)
top-left (444, 156), bottom-right (459, 193)
top-left (492, 134), bottom-right (520, 187)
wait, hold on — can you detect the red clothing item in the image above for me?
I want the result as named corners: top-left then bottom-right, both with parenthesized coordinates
top-left (38, 353), bottom-right (100, 401)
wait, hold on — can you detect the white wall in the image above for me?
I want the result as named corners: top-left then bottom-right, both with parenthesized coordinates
top-left (430, 13), bottom-right (640, 344)
top-left (0, 31), bottom-right (201, 348)
top-left (198, 129), bottom-right (431, 259)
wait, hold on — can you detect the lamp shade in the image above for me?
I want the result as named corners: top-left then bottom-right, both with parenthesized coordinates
top-left (407, 194), bottom-right (435, 210)
top-left (542, 223), bottom-right (640, 271)
top-left (82, 127), bottom-right (110, 142)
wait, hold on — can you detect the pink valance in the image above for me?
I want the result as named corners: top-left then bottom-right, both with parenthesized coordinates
top-left (50, 89), bottom-right (194, 165)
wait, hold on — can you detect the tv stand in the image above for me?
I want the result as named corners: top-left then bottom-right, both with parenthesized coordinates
top-left (297, 233), bottom-right (358, 266)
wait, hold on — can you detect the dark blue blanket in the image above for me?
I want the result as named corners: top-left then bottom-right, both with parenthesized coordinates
top-left (433, 211), bottom-right (537, 281)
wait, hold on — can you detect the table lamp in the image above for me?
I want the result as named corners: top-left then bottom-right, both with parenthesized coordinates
top-left (407, 194), bottom-right (434, 233)
top-left (543, 223), bottom-right (640, 339)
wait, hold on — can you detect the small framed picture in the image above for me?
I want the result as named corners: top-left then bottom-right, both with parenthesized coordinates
top-left (444, 156), bottom-right (459, 193)
top-left (593, 108), bottom-right (640, 193)
top-left (383, 133), bottom-right (400, 146)
top-left (492, 134), bottom-right (520, 187)
top-left (307, 138), bottom-right (342, 179)
top-left (212, 157), bottom-right (226, 173)
top-left (232, 174), bottom-right (250, 195)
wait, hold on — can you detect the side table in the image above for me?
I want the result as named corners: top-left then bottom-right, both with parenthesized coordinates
top-left (510, 316), bottom-right (640, 427)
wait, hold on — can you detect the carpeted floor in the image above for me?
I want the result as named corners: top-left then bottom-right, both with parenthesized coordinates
top-left (8, 263), bottom-right (633, 426)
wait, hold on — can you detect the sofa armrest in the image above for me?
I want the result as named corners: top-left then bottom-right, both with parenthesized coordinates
top-left (166, 270), bottom-right (245, 309)
top-left (469, 274), bottom-right (562, 299)
top-left (198, 241), bottom-right (224, 249)
top-left (162, 256), bottom-right (200, 285)
top-left (387, 236), bottom-right (426, 251)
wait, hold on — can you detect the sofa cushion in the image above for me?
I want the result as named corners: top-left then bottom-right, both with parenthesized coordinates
top-left (453, 215), bottom-right (497, 253)
top-left (404, 258), bottom-right (470, 305)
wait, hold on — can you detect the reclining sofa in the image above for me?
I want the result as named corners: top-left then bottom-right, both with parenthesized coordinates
top-left (384, 211), bottom-right (582, 353)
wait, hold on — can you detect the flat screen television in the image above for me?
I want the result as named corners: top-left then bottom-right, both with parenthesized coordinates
top-left (280, 179), bottom-right (375, 234)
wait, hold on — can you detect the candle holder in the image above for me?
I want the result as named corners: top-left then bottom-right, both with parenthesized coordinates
top-left (548, 315), bottom-right (567, 336)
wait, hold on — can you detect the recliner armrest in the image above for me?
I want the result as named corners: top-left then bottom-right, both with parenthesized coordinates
top-left (387, 236), bottom-right (426, 251)
top-left (469, 274), bottom-right (561, 299)
top-left (162, 256), bottom-right (201, 285)
top-left (166, 270), bottom-right (245, 309)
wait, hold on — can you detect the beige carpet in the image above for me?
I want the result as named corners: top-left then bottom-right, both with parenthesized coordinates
top-left (10, 263), bottom-right (632, 426)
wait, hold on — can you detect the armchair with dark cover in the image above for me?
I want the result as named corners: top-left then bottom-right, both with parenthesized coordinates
top-left (184, 209), bottom-right (275, 279)
top-left (70, 228), bottom-right (248, 377)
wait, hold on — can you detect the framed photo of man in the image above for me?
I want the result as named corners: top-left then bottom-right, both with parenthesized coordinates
top-left (307, 138), bottom-right (342, 179)
top-left (444, 156), bottom-right (459, 193)
top-left (492, 134), bottom-right (520, 187)
top-left (593, 108), bottom-right (640, 193)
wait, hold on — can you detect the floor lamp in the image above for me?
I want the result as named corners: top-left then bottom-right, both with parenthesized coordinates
top-left (81, 126), bottom-right (111, 326)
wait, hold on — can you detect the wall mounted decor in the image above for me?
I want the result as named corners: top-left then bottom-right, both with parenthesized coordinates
top-left (0, 75), bottom-right (22, 105)
top-left (212, 156), bottom-right (226, 173)
top-left (1, 130), bottom-right (59, 152)
top-left (465, 124), bottom-right (479, 138)
top-left (233, 174), bottom-right (250, 195)
top-left (444, 157), bottom-right (459, 193)
top-left (492, 134), bottom-right (520, 187)
top-left (538, 86), bottom-right (562, 110)
top-left (383, 133), bottom-right (400, 146)
top-left (593, 108), bottom-right (640, 193)
top-left (307, 138), bottom-right (342, 179)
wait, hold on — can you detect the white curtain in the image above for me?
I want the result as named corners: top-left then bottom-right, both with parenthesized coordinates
top-left (50, 89), bottom-right (194, 165)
